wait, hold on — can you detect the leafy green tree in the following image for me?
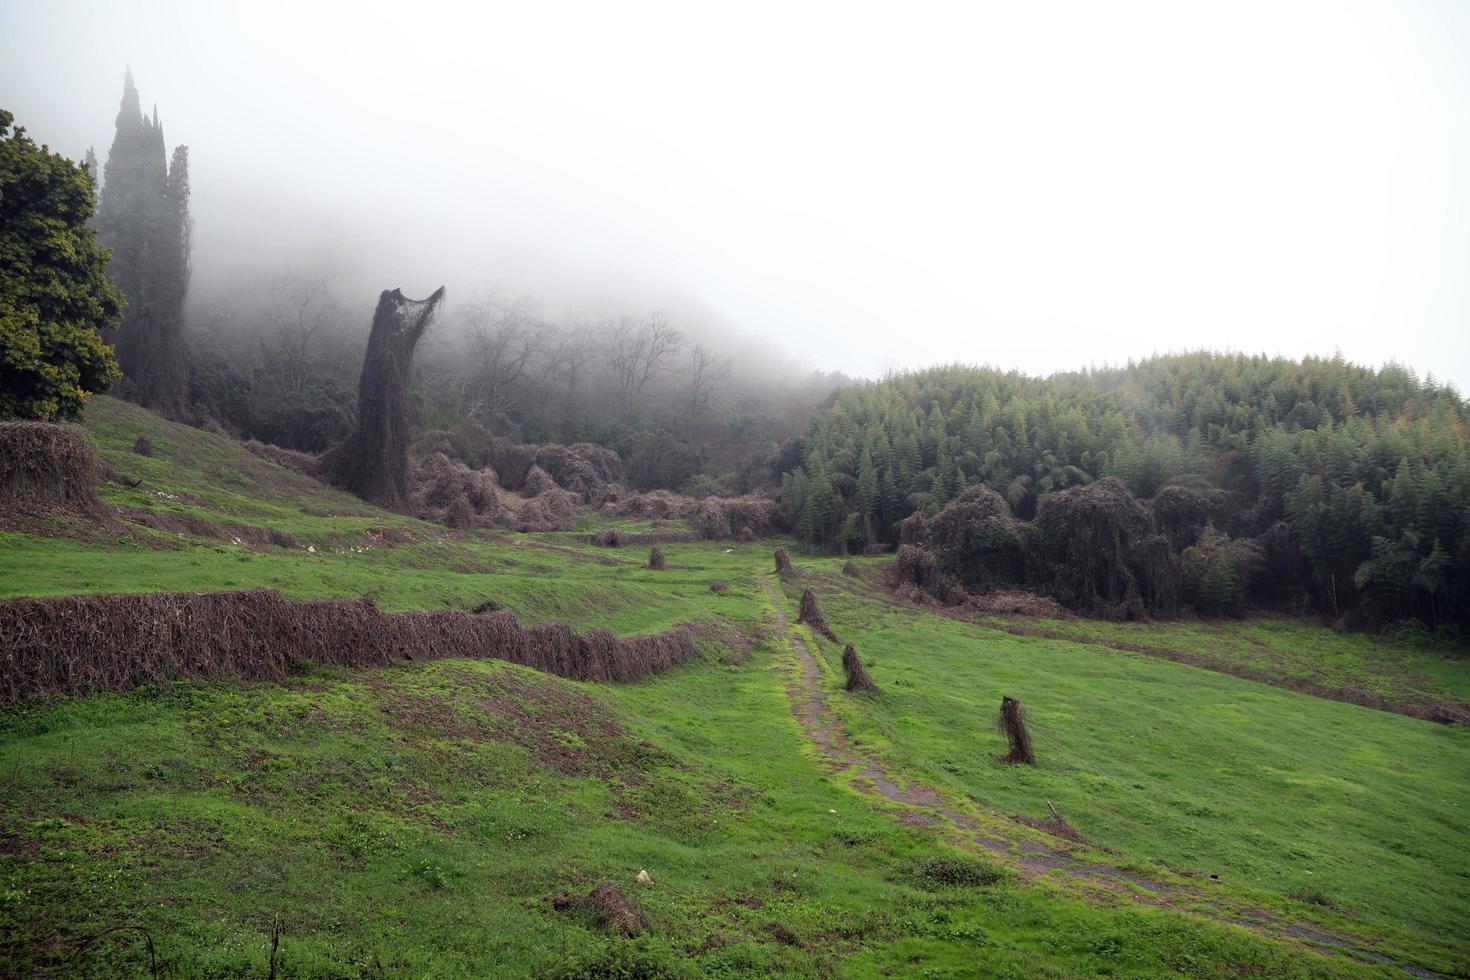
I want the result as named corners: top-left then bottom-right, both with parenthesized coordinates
top-left (0, 109), bottom-right (123, 420)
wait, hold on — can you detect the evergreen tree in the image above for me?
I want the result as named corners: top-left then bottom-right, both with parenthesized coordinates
top-left (95, 71), bottom-right (191, 416)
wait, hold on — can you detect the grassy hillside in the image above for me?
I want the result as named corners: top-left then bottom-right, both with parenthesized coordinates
top-left (1, 398), bottom-right (1467, 977)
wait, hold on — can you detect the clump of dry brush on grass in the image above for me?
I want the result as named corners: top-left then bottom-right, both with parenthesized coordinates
top-left (648, 545), bottom-right (666, 570)
top-left (0, 590), bottom-right (698, 702)
top-left (412, 452), bottom-right (505, 529)
top-left (997, 695), bottom-right (1035, 765)
top-left (797, 588), bottom-right (837, 642)
top-left (592, 528), bottom-right (626, 547)
top-left (552, 883), bottom-right (648, 936)
top-left (0, 421), bottom-right (102, 514)
top-left (774, 547), bottom-right (795, 577)
top-left (842, 644), bottom-right (879, 695)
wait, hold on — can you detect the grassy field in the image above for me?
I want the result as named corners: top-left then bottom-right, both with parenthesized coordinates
top-left (1, 398), bottom-right (1467, 977)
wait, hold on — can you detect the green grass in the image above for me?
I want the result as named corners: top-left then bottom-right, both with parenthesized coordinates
top-left (1, 400), bottom-right (1467, 976)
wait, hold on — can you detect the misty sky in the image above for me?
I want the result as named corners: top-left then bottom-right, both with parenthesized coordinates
top-left (3, 0), bottom-right (1467, 388)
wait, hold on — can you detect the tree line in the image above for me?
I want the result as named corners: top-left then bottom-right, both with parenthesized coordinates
top-left (782, 356), bottom-right (1469, 633)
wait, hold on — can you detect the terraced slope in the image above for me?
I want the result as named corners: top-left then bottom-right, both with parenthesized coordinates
top-left (1, 399), bottom-right (1466, 977)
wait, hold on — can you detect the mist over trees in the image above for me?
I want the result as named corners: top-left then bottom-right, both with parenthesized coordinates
top-left (95, 71), bottom-right (191, 417)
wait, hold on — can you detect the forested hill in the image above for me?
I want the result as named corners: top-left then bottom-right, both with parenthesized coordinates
top-left (779, 352), bottom-right (1470, 631)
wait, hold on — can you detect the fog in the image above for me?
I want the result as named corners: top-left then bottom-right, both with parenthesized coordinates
top-left (3, 0), bottom-right (1467, 388)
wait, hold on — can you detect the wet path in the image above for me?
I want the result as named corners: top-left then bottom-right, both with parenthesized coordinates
top-left (762, 575), bottom-right (1441, 978)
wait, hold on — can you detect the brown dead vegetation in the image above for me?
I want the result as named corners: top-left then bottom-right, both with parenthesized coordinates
top-left (553, 883), bottom-right (648, 936)
top-left (797, 589), bottom-right (836, 642)
top-left (1014, 802), bottom-right (1085, 843)
top-left (842, 644), bottom-right (879, 695)
top-left (591, 528), bottom-right (626, 547)
top-left (648, 545), bottom-right (666, 570)
top-left (774, 547), bottom-right (795, 577)
top-left (0, 590), bottom-right (697, 702)
top-left (998, 695), bottom-right (1035, 765)
top-left (0, 421), bottom-right (102, 515)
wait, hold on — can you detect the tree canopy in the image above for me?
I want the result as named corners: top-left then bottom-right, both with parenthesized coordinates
top-left (0, 108), bottom-right (123, 421)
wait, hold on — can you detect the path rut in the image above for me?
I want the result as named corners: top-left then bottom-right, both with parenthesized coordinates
top-left (762, 575), bottom-right (1442, 978)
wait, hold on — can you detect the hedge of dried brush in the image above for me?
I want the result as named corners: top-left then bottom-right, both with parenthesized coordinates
top-left (0, 421), bottom-right (101, 513)
top-left (0, 590), bottom-right (697, 702)
top-left (592, 528), bottom-right (626, 547)
top-left (842, 644), bottom-right (879, 694)
top-left (797, 588), bottom-right (836, 642)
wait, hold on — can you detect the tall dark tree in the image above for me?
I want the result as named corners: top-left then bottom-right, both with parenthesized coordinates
top-left (323, 287), bottom-right (446, 508)
top-left (0, 109), bottom-right (123, 420)
top-left (95, 71), bottom-right (190, 416)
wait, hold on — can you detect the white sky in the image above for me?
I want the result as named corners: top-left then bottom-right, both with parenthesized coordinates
top-left (3, 0), bottom-right (1467, 388)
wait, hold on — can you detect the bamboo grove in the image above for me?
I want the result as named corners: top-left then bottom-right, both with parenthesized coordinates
top-left (781, 353), bottom-right (1470, 632)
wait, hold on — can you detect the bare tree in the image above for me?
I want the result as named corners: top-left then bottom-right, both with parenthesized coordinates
top-left (685, 343), bottom-right (731, 434)
top-left (457, 294), bottom-right (545, 420)
top-left (606, 312), bottom-right (683, 420)
top-left (257, 275), bottom-right (348, 397)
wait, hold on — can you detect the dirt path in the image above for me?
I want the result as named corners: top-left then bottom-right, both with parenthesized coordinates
top-left (762, 575), bottom-right (1442, 978)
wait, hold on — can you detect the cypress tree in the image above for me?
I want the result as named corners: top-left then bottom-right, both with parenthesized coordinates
top-left (96, 70), bottom-right (191, 416)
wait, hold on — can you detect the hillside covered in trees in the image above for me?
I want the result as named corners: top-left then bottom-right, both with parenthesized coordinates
top-left (781, 354), bottom-right (1470, 632)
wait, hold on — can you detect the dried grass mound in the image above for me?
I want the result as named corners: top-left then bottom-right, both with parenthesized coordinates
top-left (693, 495), bottom-right (778, 541)
top-left (592, 528), bottom-right (626, 547)
top-left (602, 489), bottom-right (696, 522)
top-left (962, 590), bottom-right (1068, 618)
top-left (242, 440), bottom-right (327, 479)
top-left (412, 452), bottom-right (505, 529)
top-left (774, 547), bottom-right (795, 577)
top-left (898, 510), bottom-right (928, 546)
top-left (893, 545), bottom-right (938, 591)
top-left (842, 644), bottom-right (879, 694)
top-left (515, 487), bottom-right (581, 532)
top-left (997, 694), bottom-right (1035, 765)
top-left (648, 545), bottom-right (666, 570)
top-left (0, 590), bottom-right (699, 702)
top-left (533, 443), bottom-right (624, 496)
top-left (132, 434), bottom-right (153, 457)
top-left (842, 561), bottom-right (862, 577)
top-left (0, 421), bottom-right (101, 514)
top-left (552, 883), bottom-right (648, 936)
top-left (797, 588), bottom-right (836, 642)
top-left (522, 464), bottom-right (558, 497)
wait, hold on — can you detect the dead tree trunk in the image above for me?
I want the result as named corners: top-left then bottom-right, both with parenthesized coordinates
top-left (998, 695), bottom-right (1035, 765)
top-left (324, 287), bottom-right (445, 508)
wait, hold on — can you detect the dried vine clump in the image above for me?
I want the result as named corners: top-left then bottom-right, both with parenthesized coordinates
top-left (648, 545), bottom-right (666, 570)
top-left (412, 452), bottom-right (505, 529)
top-left (797, 588), bottom-right (836, 642)
top-left (0, 421), bottom-right (101, 514)
top-left (320, 287), bottom-right (446, 508)
top-left (132, 434), bottom-right (153, 457)
top-left (1031, 477), bottom-right (1180, 618)
top-left (774, 547), bottom-right (795, 577)
top-left (997, 695), bottom-right (1035, 765)
top-left (842, 561), bottom-right (862, 577)
top-left (0, 590), bottom-right (698, 702)
top-left (592, 528), bottom-right (626, 547)
top-left (922, 486), bottom-right (1026, 590)
top-left (552, 883), bottom-right (648, 936)
top-left (514, 487), bottom-right (582, 532)
top-left (893, 545), bottom-right (938, 591)
top-left (693, 495), bottom-right (778, 541)
top-left (842, 644), bottom-right (879, 695)
top-left (521, 465), bottom-right (558, 497)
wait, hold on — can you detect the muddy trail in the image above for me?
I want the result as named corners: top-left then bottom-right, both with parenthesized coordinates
top-left (761, 575), bottom-right (1443, 978)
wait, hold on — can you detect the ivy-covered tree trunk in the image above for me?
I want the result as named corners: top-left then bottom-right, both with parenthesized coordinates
top-left (323, 287), bottom-right (445, 508)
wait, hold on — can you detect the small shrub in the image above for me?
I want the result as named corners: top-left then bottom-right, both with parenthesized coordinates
top-left (132, 434), bottom-right (153, 457)
top-left (908, 856), bottom-right (1007, 889)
